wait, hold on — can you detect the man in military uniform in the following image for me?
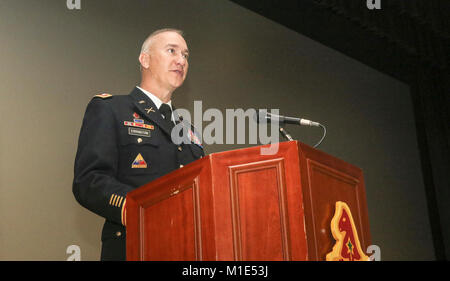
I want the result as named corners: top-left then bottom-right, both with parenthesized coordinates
top-left (73, 28), bottom-right (204, 261)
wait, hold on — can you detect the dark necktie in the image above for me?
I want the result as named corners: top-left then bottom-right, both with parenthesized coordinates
top-left (159, 103), bottom-right (174, 131)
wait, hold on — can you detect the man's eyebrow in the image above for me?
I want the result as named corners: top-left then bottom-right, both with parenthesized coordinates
top-left (165, 43), bottom-right (189, 53)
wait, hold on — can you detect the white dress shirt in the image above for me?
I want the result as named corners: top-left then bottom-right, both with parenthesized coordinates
top-left (136, 86), bottom-right (174, 123)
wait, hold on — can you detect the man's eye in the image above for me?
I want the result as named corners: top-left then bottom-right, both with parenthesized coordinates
top-left (183, 53), bottom-right (189, 59)
top-left (168, 48), bottom-right (175, 53)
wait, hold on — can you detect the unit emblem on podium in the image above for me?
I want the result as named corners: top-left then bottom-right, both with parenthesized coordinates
top-left (326, 201), bottom-right (370, 261)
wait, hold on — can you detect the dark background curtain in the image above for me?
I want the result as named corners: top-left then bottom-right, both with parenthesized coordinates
top-left (229, 0), bottom-right (450, 260)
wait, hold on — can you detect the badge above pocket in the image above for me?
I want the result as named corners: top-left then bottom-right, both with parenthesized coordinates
top-left (128, 127), bottom-right (151, 138)
top-left (120, 113), bottom-right (159, 146)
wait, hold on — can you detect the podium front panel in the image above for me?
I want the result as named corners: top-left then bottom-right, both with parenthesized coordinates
top-left (210, 142), bottom-right (308, 260)
top-left (126, 163), bottom-right (210, 261)
top-left (298, 143), bottom-right (371, 261)
top-left (140, 183), bottom-right (199, 260)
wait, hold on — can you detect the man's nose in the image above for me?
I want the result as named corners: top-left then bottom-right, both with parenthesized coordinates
top-left (175, 54), bottom-right (187, 67)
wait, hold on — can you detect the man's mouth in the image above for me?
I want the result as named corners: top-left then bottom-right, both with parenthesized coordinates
top-left (171, 70), bottom-right (184, 76)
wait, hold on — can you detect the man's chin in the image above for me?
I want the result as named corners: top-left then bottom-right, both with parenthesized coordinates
top-left (171, 80), bottom-right (186, 89)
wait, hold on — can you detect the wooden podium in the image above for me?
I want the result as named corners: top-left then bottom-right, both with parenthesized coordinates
top-left (125, 141), bottom-right (371, 261)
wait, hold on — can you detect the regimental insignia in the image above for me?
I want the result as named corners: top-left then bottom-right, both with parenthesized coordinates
top-left (326, 201), bottom-right (370, 261)
top-left (133, 112), bottom-right (141, 119)
top-left (94, 93), bottom-right (113, 99)
top-left (131, 153), bottom-right (147, 168)
top-left (145, 107), bottom-right (155, 114)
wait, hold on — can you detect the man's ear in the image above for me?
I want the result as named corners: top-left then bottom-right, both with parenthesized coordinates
top-left (139, 53), bottom-right (150, 69)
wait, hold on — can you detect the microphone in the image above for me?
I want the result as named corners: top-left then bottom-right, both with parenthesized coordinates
top-left (254, 109), bottom-right (327, 148)
top-left (256, 110), bottom-right (321, 127)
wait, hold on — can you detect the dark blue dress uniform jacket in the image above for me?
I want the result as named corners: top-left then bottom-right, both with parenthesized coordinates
top-left (73, 87), bottom-right (204, 261)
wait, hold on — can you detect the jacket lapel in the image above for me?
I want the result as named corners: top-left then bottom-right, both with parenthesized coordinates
top-left (129, 87), bottom-right (172, 136)
top-left (173, 105), bottom-right (204, 151)
top-left (129, 87), bottom-right (204, 155)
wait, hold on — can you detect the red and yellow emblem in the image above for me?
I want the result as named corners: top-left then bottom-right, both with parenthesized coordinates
top-left (124, 121), bottom-right (154, 130)
top-left (131, 153), bottom-right (147, 169)
top-left (326, 201), bottom-right (370, 261)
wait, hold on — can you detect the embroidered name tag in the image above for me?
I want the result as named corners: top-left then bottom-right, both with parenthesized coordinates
top-left (128, 127), bottom-right (151, 138)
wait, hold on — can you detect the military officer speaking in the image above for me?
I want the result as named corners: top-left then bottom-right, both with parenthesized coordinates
top-left (73, 28), bottom-right (204, 261)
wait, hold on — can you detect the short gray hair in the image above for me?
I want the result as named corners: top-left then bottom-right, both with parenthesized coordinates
top-left (140, 28), bottom-right (184, 54)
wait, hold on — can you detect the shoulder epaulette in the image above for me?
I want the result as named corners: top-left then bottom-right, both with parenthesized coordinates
top-left (93, 93), bottom-right (113, 99)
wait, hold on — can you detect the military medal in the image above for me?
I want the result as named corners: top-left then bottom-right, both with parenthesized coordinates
top-left (132, 112), bottom-right (145, 124)
top-left (124, 121), bottom-right (154, 130)
top-left (126, 113), bottom-right (152, 137)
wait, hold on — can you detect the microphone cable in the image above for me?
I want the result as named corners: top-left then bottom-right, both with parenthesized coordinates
top-left (313, 123), bottom-right (327, 148)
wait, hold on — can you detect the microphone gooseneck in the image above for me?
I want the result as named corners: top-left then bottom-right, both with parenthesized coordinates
top-left (255, 110), bottom-right (327, 148)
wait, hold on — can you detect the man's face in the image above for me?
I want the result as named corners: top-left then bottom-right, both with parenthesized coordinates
top-left (145, 31), bottom-right (189, 92)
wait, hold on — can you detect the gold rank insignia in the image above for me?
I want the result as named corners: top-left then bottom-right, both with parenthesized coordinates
top-left (109, 194), bottom-right (125, 208)
top-left (94, 93), bottom-right (113, 99)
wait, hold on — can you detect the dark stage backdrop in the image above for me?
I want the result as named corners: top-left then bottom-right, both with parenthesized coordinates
top-left (0, 0), bottom-right (434, 260)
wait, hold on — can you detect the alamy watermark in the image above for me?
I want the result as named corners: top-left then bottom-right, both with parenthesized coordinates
top-left (367, 244), bottom-right (381, 261)
top-left (367, 0), bottom-right (381, 10)
top-left (66, 0), bottom-right (81, 10)
top-left (172, 101), bottom-right (281, 155)
top-left (66, 245), bottom-right (81, 261)
top-left (67, 1), bottom-right (381, 11)
top-left (65, 244), bottom-right (380, 261)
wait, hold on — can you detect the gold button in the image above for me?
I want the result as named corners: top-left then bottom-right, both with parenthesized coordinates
top-left (178, 146), bottom-right (182, 151)
top-left (116, 231), bottom-right (122, 237)
top-left (137, 138), bottom-right (143, 143)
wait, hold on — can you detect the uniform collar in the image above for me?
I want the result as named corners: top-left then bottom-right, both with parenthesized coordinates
top-left (129, 87), bottom-right (174, 137)
top-left (136, 86), bottom-right (172, 110)
top-left (129, 87), bottom-right (203, 150)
